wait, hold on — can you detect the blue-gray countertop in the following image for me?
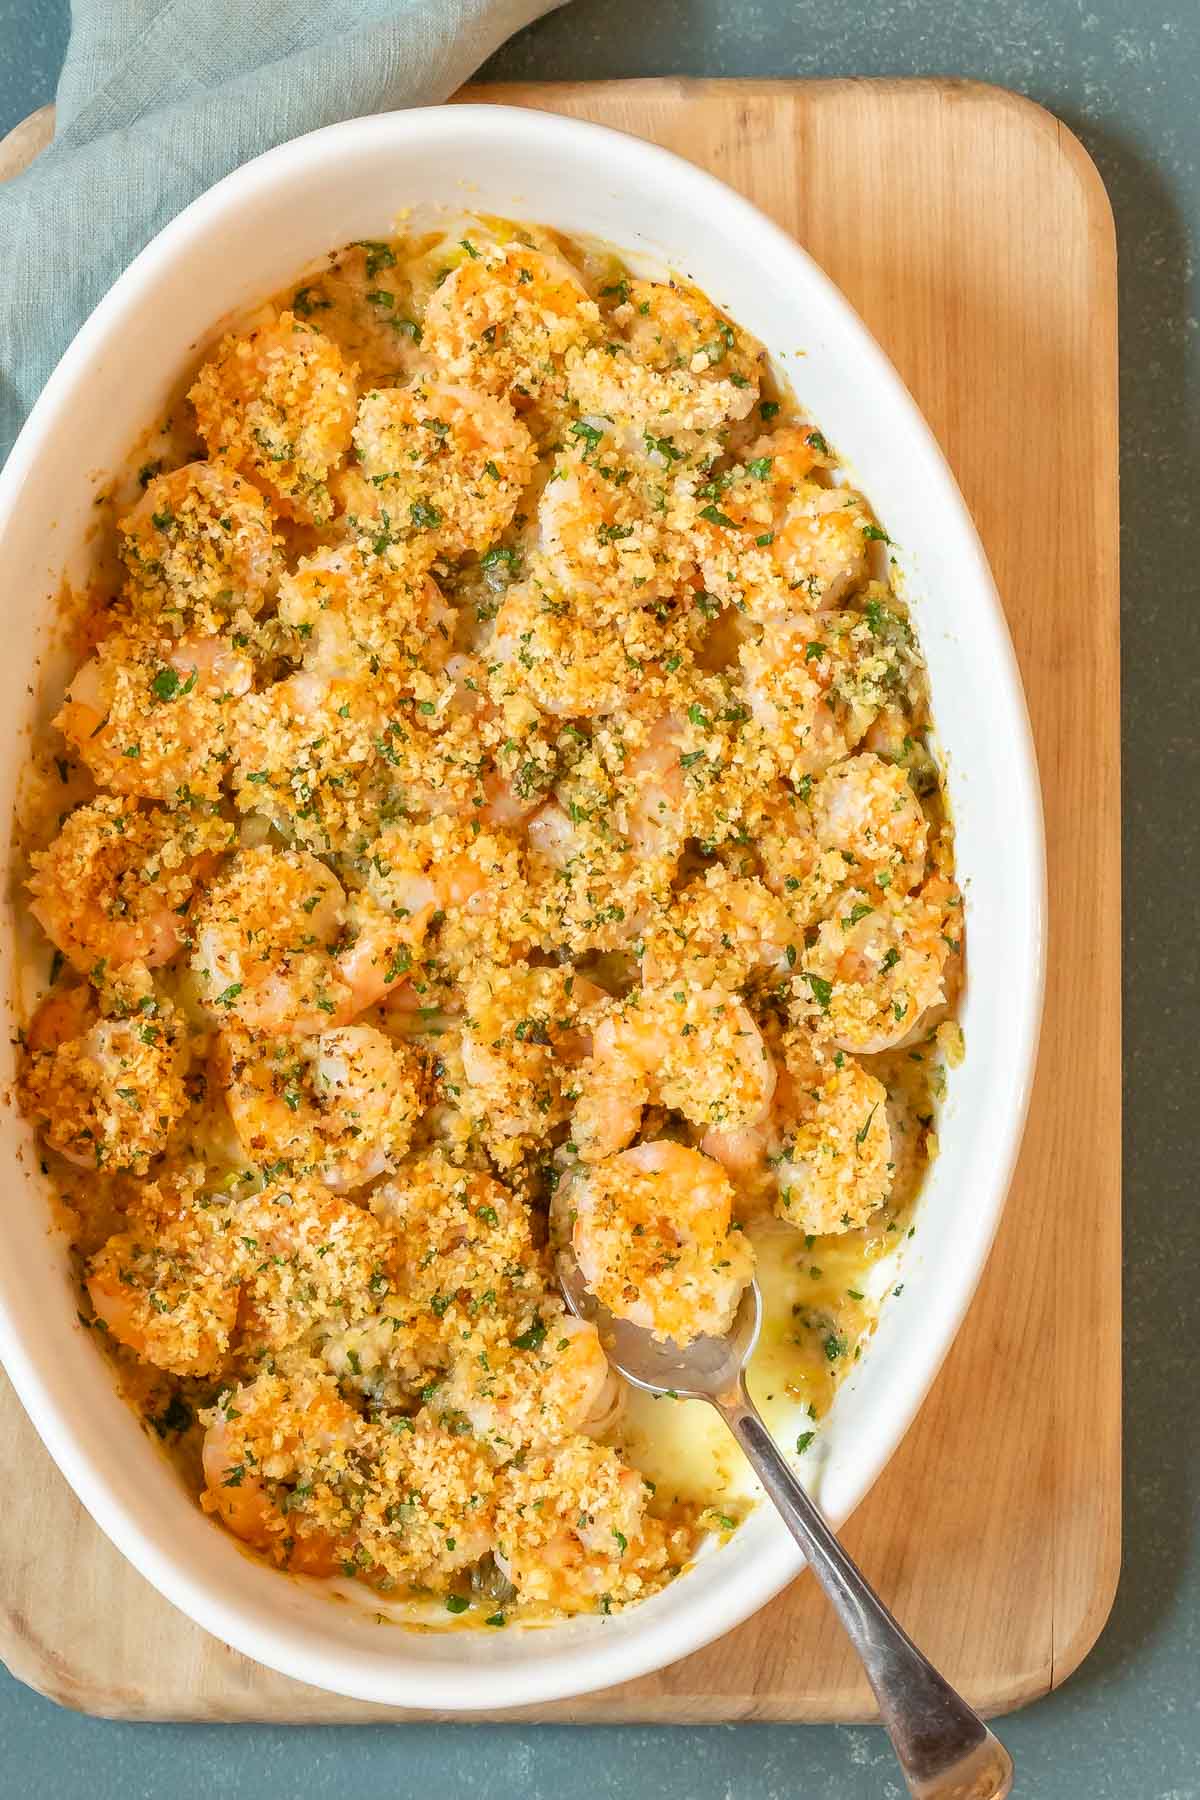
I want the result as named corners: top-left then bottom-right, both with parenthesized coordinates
top-left (1, 1), bottom-right (1198, 1794)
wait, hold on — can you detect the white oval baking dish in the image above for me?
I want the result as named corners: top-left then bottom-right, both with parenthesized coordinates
top-left (0, 104), bottom-right (1044, 1711)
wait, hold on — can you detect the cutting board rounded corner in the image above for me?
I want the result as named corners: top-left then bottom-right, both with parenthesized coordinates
top-left (960, 80), bottom-right (1117, 254)
top-left (1047, 1541), bottom-right (1124, 1698)
top-left (0, 1598), bottom-right (113, 1717)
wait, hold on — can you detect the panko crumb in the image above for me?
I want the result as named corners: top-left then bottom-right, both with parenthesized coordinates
top-left (189, 309), bottom-right (358, 524)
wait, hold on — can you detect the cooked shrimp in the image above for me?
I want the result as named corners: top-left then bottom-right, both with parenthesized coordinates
top-left (330, 892), bottom-right (423, 1019)
top-left (536, 441), bottom-right (696, 608)
top-left (738, 614), bottom-right (854, 779)
top-left (229, 681), bottom-right (382, 858)
top-left (235, 1177), bottom-right (392, 1351)
top-left (365, 1412), bottom-right (500, 1582)
top-left (438, 1309), bottom-right (618, 1461)
top-left (27, 797), bottom-right (233, 974)
top-left (370, 1150), bottom-right (544, 1332)
top-left (20, 982), bottom-right (189, 1172)
top-left (753, 780), bottom-right (855, 929)
top-left (610, 697), bottom-right (775, 863)
top-left (364, 816), bottom-right (492, 930)
top-left (771, 1058), bottom-right (892, 1234)
top-left (57, 626), bottom-right (254, 802)
top-left (639, 866), bottom-right (798, 988)
top-left (200, 1369), bottom-right (360, 1573)
top-left (739, 607), bottom-right (916, 783)
top-left (571, 984), bottom-right (775, 1161)
top-left (189, 309), bottom-right (357, 524)
top-left (459, 962), bottom-right (605, 1162)
top-left (87, 1184), bottom-right (242, 1375)
top-left (370, 657), bottom-right (550, 831)
top-left (808, 752), bottom-right (928, 894)
top-left (204, 1367), bottom-right (500, 1584)
top-left (343, 377), bottom-right (535, 557)
top-left (119, 460), bottom-right (280, 629)
top-left (22, 982), bottom-right (95, 1054)
top-left (525, 797), bottom-right (579, 870)
top-left (525, 797), bottom-right (668, 958)
top-left (189, 845), bottom-right (352, 1033)
top-left (276, 540), bottom-right (451, 678)
top-left (488, 564), bottom-right (684, 720)
top-left (362, 814), bottom-right (526, 971)
top-left (797, 875), bottom-right (960, 1053)
top-left (862, 702), bottom-right (912, 761)
top-left (422, 240), bottom-right (600, 403)
top-left (572, 1140), bottom-right (755, 1343)
top-left (698, 427), bottom-right (872, 618)
top-left (494, 1437), bottom-right (651, 1612)
top-left (703, 1026), bottom-right (892, 1234)
top-left (567, 278), bottom-right (761, 443)
top-left (228, 542), bottom-right (453, 849)
top-left (90, 1175), bottom-right (389, 1379)
top-left (622, 714), bottom-right (688, 858)
top-left (218, 1024), bottom-right (422, 1189)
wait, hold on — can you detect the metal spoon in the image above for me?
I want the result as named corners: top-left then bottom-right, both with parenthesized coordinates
top-left (559, 1259), bottom-right (1014, 1800)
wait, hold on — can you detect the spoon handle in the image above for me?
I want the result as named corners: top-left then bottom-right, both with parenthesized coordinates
top-left (715, 1386), bottom-right (1013, 1800)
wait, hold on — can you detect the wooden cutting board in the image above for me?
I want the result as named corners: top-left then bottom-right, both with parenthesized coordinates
top-left (0, 77), bottom-right (1120, 1723)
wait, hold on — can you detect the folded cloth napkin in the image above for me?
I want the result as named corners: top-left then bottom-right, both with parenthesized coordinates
top-left (0, 0), bottom-right (567, 463)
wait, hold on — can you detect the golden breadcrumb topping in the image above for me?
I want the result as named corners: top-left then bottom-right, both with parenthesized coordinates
top-left (21, 988), bottom-right (189, 1173)
top-left (189, 309), bottom-right (358, 524)
top-left (566, 277), bottom-right (761, 446)
top-left (422, 240), bottom-right (601, 407)
top-left (120, 461), bottom-right (281, 632)
top-left (28, 796), bottom-right (234, 975)
top-left (460, 962), bottom-right (602, 1167)
top-left (18, 218), bottom-right (959, 1627)
top-left (348, 378), bottom-right (536, 559)
top-left (571, 1142), bottom-right (755, 1343)
top-left (87, 1183), bottom-right (243, 1375)
top-left (55, 623), bottom-right (253, 803)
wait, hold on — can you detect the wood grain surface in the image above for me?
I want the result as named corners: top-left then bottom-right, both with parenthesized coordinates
top-left (0, 77), bottom-right (1120, 1723)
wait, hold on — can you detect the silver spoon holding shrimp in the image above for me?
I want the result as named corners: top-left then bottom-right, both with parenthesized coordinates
top-left (558, 1254), bottom-right (1013, 1800)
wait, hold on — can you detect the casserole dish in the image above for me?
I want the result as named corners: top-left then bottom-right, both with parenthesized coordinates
top-left (0, 103), bottom-right (1044, 1708)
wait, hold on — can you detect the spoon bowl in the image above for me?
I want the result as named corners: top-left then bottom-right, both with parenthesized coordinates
top-left (559, 1251), bottom-right (761, 1403)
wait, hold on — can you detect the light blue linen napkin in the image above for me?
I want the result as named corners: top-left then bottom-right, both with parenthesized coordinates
top-left (0, 0), bottom-right (567, 463)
